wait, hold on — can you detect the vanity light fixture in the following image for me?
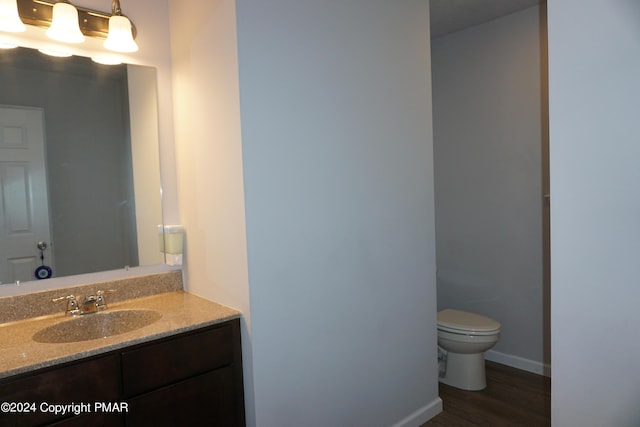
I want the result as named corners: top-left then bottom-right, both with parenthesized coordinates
top-left (46, 1), bottom-right (84, 43)
top-left (2, 0), bottom-right (138, 55)
top-left (0, 0), bottom-right (25, 32)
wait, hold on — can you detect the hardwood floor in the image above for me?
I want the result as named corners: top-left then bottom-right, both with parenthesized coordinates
top-left (423, 361), bottom-right (550, 426)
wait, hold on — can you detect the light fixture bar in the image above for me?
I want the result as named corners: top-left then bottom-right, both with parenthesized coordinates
top-left (15, 0), bottom-right (136, 40)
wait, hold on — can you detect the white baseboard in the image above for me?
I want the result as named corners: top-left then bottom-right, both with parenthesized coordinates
top-left (391, 397), bottom-right (443, 427)
top-left (485, 350), bottom-right (551, 377)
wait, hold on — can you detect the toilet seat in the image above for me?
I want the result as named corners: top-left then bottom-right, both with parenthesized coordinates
top-left (437, 309), bottom-right (500, 336)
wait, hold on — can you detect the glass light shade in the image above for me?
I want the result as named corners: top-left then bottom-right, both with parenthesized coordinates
top-left (0, 0), bottom-right (26, 32)
top-left (104, 15), bottom-right (138, 53)
top-left (46, 2), bottom-right (85, 44)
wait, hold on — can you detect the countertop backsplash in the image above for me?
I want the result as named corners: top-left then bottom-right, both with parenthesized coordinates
top-left (0, 270), bottom-right (183, 324)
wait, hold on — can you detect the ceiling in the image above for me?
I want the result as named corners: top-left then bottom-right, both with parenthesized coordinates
top-left (430, 0), bottom-right (543, 39)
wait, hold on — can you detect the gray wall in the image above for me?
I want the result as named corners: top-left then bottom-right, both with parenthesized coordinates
top-left (169, 0), bottom-right (441, 425)
top-left (431, 5), bottom-right (549, 373)
top-left (549, 0), bottom-right (640, 425)
top-left (0, 50), bottom-right (137, 277)
top-left (235, 1), bottom-right (439, 425)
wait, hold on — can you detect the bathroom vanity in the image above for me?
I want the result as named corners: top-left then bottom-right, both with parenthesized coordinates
top-left (0, 273), bottom-right (245, 426)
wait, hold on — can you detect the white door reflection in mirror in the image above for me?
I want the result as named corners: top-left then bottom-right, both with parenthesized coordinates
top-left (0, 106), bottom-right (53, 284)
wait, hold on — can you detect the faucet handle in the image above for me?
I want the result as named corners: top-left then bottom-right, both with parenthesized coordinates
top-left (52, 295), bottom-right (80, 316)
top-left (95, 289), bottom-right (116, 310)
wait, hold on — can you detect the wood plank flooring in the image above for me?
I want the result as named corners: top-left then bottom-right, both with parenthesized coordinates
top-left (423, 361), bottom-right (551, 426)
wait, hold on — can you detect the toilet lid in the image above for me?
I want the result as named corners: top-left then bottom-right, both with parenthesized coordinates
top-left (437, 309), bottom-right (500, 334)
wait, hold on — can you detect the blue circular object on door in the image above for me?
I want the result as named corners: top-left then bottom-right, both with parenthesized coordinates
top-left (35, 265), bottom-right (52, 280)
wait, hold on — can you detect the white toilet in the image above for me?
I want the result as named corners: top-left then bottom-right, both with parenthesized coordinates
top-left (437, 309), bottom-right (501, 391)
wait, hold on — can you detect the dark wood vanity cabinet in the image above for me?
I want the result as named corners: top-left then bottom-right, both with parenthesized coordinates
top-left (122, 321), bottom-right (243, 426)
top-left (0, 355), bottom-right (122, 427)
top-left (0, 319), bottom-right (245, 427)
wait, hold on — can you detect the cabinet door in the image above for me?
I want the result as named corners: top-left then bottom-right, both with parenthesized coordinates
top-left (0, 355), bottom-right (121, 427)
top-left (125, 367), bottom-right (239, 427)
top-left (121, 324), bottom-right (234, 397)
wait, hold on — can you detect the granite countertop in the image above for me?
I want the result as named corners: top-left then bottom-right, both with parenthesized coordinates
top-left (0, 291), bottom-right (240, 380)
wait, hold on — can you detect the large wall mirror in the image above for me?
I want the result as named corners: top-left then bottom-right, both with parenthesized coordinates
top-left (0, 47), bottom-right (164, 286)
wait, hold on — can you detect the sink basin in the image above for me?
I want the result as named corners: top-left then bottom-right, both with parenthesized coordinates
top-left (33, 310), bottom-right (162, 343)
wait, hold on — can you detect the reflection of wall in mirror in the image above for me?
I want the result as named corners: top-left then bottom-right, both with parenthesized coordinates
top-left (0, 49), bottom-right (138, 277)
top-left (128, 65), bottom-right (163, 267)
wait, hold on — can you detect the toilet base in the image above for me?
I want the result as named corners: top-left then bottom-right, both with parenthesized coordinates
top-left (439, 351), bottom-right (487, 391)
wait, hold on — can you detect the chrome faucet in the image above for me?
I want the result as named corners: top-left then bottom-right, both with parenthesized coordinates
top-left (53, 290), bottom-right (113, 316)
top-left (80, 294), bottom-right (100, 314)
